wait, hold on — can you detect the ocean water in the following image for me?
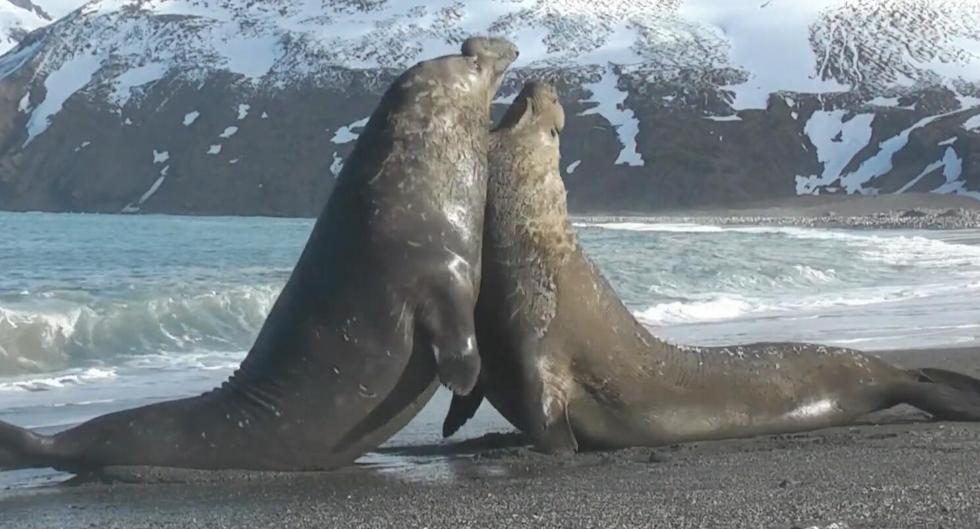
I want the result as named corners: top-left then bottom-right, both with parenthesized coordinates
top-left (1, 212), bottom-right (979, 488)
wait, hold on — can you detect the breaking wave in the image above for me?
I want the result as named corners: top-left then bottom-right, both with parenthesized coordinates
top-left (0, 285), bottom-right (279, 376)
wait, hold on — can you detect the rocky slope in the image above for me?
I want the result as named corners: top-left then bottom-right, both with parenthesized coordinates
top-left (0, 0), bottom-right (978, 216)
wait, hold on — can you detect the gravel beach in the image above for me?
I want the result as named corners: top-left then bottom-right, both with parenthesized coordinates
top-left (581, 193), bottom-right (980, 230)
top-left (2, 346), bottom-right (979, 529)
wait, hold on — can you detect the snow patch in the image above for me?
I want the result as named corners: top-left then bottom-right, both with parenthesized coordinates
top-left (138, 175), bottom-right (167, 203)
top-left (330, 152), bottom-right (344, 177)
top-left (839, 110), bottom-right (965, 194)
top-left (963, 114), bottom-right (980, 131)
top-left (566, 160), bottom-right (582, 174)
top-left (868, 96), bottom-right (900, 107)
top-left (152, 149), bottom-right (169, 164)
top-left (218, 36), bottom-right (282, 78)
top-left (219, 126), bottom-right (238, 138)
top-left (73, 140), bottom-right (91, 152)
top-left (260, 112), bottom-right (269, 119)
top-left (795, 110), bottom-right (875, 195)
top-left (938, 137), bottom-right (958, 146)
top-left (109, 63), bottom-right (167, 106)
top-left (331, 117), bottom-right (368, 144)
top-left (229, 158), bottom-right (239, 164)
top-left (24, 53), bottom-right (102, 145)
top-left (237, 104), bottom-right (250, 120)
top-left (122, 165), bottom-right (169, 212)
top-left (930, 148), bottom-right (965, 195)
top-left (207, 144), bottom-right (222, 155)
top-left (579, 65), bottom-right (643, 167)
top-left (18, 92), bottom-right (31, 112)
top-left (703, 114), bottom-right (742, 122)
top-left (896, 151), bottom-right (951, 194)
top-left (183, 111), bottom-right (200, 126)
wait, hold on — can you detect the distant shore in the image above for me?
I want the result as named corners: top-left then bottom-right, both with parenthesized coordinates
top-left (3, 193), bottom-right (979, 230)
top-left (578, 193), bottom-right (980, 230)
top-left (2, 345), bottom-right (980, 528)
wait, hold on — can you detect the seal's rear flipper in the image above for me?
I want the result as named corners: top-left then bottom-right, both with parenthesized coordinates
top-left (903, 368), bottom-right (980, 421)
top-left (0, 420), bottom-right (53, 470)
top-left (443, 384), bottom-right (484, 438)
top-left (918, 368), bottom-right (980, 395)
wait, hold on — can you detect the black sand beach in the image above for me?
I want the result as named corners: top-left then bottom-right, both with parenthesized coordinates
top-left (2, 346), bottom-right (979, 529)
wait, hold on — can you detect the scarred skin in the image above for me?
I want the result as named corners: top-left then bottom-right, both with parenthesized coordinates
top-left (444, 81), bottom-right (980, 452)
top-left (0, 36), bottom-right (519, 473)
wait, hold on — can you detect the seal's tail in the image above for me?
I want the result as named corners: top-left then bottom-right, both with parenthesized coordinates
top-left (0, 421), bottom-right (54, 470)
top-left (900, 368), bottom-right (980, 421)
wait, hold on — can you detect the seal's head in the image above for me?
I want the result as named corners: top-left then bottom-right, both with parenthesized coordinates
top-left (494, 81), bottom-right (564, 136)
top-left (462, 36), bottom-right (519, 90)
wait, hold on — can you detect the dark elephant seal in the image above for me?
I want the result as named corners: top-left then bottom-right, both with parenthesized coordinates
top-left (443, 81), bottom-right (980, 452)
top-left (0, 36), bottom-right (519, 473)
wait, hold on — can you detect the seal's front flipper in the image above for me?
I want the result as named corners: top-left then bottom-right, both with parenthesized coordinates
top-left (522, 365), bottom-right (578, 454)
top-left (443, 384), bottom-right (484, 438)
top-left (433, 334), bottom-right (480, 396)
top-left (417, 283), bottom-right (481, 396)
top-left (533, 404), bottom-right (578, 454)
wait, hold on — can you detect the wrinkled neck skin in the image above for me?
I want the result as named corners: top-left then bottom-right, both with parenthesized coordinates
top-left (486, 120), bottom-right (677, 358)
top-left (487, 127), bottom-right (573, 269)
top-left (484, 124), bottom-right (575, 336)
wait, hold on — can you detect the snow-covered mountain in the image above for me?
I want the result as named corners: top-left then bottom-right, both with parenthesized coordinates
top-left (0, 0), bottom-right (978, 215)
top-left (0, 0), bottom-right (84, 53)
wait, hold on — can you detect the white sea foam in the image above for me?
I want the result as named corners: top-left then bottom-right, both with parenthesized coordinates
top-left (635, 278), bottom-right (980, 327)
top-left (0, 367), bottom-right (116, 392)
top-left (635, 296), bottom-right (759, 325)
top-left (574, 222), bottom-right (726, 233)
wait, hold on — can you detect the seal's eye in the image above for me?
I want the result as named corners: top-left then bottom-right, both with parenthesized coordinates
top-left (551, 127), bottom-right (559, 138)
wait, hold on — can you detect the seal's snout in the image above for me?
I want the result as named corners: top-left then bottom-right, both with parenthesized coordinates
top-left (462, 36), bottom-right (520, 74)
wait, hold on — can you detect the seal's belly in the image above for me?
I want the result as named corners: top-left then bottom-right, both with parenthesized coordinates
top-left (570, 387), bottom-right (870, 448)
top-left (645, 398), bottom-right (854, 442)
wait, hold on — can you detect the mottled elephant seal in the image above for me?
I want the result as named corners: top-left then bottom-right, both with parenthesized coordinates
top-left (0, 36), bottom-right (519, 473)
top-left (443, 81), bottom-right (980, 452)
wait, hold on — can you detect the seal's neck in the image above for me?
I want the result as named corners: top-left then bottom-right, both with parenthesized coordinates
top-left (487, 129), bottom-right (576, 267)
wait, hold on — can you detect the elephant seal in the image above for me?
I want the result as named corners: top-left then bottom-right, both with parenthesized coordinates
top-left (443, 81), bottom-right (980, 452)
top-left (0, 36), bottom-right (519, 473)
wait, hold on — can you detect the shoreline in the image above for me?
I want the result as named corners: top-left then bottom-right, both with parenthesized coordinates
top-left (2, 345), bottom-right (980, 528)
top-left (575, 210), bottom-right (980, 230)
top-left (4, 193), bottom-right (980, 230)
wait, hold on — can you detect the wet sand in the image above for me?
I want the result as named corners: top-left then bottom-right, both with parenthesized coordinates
top-left (2, 346), bottom-right (980, 528)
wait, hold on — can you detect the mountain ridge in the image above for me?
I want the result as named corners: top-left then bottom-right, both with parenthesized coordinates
top-left (0, 0), bottom-right (978, 216)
